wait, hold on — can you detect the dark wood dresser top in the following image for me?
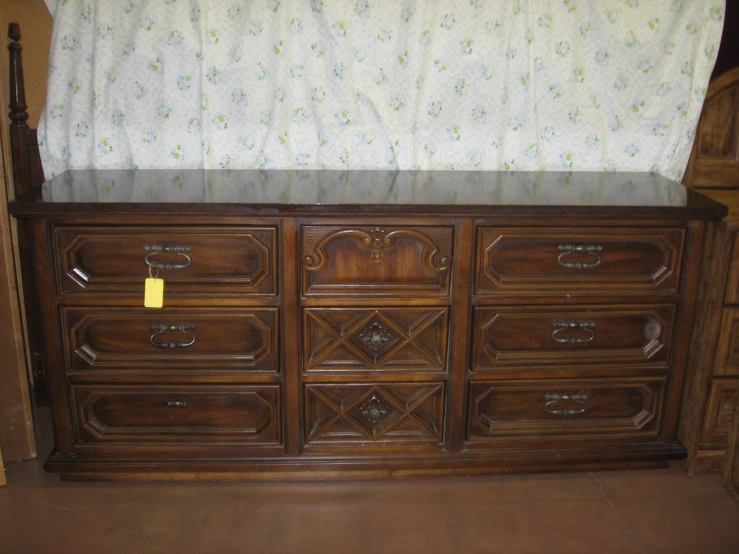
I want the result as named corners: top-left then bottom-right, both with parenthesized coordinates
top-left (9, 170), bottom-right (728, 220)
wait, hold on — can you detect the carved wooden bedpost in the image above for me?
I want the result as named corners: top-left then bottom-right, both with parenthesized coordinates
top-left (7, 22), bottom-right (49, 405)
top-left (8, 22), bottom-right (32, 197)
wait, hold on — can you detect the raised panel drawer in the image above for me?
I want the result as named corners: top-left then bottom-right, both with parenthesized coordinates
top-left (475, 227), bottom-right (684, 296)
top-left (472, 305), bottom-right (674, 371)
top-left (304, 383), bottom-right (445, 449)
top-left (55, 226), bottom-right (277, 297)
top-left (303, 307), bottom-right (449, 373)
top-left (301, 225), bottom-right (453, 297)
top-left (71, 384), bottom-right (281, 446)
top-left (63, 308), bottom-right (278, 372)
top-left (715, 308), bottom-right (739, 376)
top-left (467, 378), bottom-right (665, 445)
top-left (700, 378), bottom-right (738, 446)
top-left (726, 233), bottom-right (739, 304)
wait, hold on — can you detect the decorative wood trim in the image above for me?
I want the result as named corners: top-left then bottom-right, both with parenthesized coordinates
top-left (664, 221), bottom-right (705, 442)
top-left (281, 218), bottom-right (301, 455)
top-left (446, 219), bottom-right (473, 453)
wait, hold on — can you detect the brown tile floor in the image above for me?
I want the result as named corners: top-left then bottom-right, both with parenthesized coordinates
top-left (1, 414), bottom-right (738, 554)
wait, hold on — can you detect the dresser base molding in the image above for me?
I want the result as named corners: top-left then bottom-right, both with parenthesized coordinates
top-left (46, 443), bottom-right (685, 481)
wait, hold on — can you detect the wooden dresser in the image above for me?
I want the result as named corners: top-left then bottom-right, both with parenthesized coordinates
top-left (680, 68), bottom-right (739, 474)
top-left (8, 170), bottom-right (726, 480)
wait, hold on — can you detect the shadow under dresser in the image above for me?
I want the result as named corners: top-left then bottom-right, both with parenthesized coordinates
top-left (8, 169), bottom-right (727, 481)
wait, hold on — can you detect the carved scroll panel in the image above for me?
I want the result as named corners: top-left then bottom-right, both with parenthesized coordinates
top-left (301, 225), bottom-right (453, 297)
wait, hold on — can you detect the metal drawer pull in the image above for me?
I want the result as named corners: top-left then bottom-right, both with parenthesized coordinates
top-left (544, 393), bottom-right (588, 416)
top-left (144, 245), bottom-right (192, 271)
top-left (166, 400), bottom-right (187, 408)
top-left (557, 244), bottom-right (603, 269)
top-left (551, 321), bottom-right (596, 344)
top-left (149, 324), bottom-right (197, 349)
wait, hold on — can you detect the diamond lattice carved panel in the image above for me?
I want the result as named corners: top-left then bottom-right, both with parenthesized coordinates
top-left (304, 383), bottom-right (445, 447)
top-left (304, 308), bottom-right (449, 372)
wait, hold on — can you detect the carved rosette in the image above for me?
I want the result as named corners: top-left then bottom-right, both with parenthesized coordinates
top-left (359, 394), bottom-right (390, 424)
top-left (359, 321), bottom-right (392, 352)
top-left (367, 227), bottom-right (388, 262)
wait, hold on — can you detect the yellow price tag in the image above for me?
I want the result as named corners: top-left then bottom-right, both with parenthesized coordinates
top-left (144, 278), bottom-right (164, 308)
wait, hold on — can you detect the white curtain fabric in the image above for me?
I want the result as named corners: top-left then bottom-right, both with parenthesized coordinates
top-left (40, 0), bottom-right (725, 181)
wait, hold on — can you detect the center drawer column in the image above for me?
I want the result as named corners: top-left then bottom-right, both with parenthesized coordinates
top-left (299, 222), bottom-right (456, 454)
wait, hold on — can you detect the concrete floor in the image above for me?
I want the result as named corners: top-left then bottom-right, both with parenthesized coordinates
top-left (1, 413), bottom-right (738, 554)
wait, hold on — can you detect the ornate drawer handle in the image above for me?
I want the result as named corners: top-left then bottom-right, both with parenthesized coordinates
top-left (144, 245), bottom-right (192, 271)
top-left (166, 400), bottom-right (187, 408)
top-left (149, 324), bottom-right (197, 349)
top-left (557, 244), bottom-right (603, 270)
top-left (544, 393), bottom-right (589, 416)
top-left (551, 321), bottom-right (596, 344)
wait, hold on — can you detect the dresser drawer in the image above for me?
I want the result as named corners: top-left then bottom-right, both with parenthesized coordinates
top-left (700, 378), bottom-right (738, 445)
top-left (472, 305), bottom-right (674, 372)
top-left (71, 384), bottom-right (281, 446)
top-left (303, 307), bottom-right (449, 373)
top-left (301, 225), bottom-right (453, 297)
top-left (55, 226), bottom-right (277, 297)
top-left (715, 309), bottom-right (739, 376)
top-left (467, 378), bottom-right (665, 445)
top-left (726, 233), bottom-right (739, 304)
top-left (63, 308), bottom-right (278, 372)
top-left (475, 227), bottom-right (684, 296)
top-left (304, 383), bottom-right (445, 449)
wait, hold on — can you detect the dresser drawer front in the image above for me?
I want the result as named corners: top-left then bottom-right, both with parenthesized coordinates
top-left (304, 383), bottom-right (445, 449)
top-left (64, 308), bottom-right (278, 372)
top-left (472, 305), bottom-right (674, 371)
top-left (304, 308), bottom-right (449, 373)
top-left (700, 378), bottom-right (738, 445)
top-left (715, 309), bottom-right (739, 376)
top-left (467, 378), bottom-right (665, 443)
top-left (476, 228), bottom-right (684, 295)
top-left (301, 225), bottom-right (453, 297)
top-left (71, 384), bottom-right (281, 445)
top-left (55, 227), bottom-right (277, 297)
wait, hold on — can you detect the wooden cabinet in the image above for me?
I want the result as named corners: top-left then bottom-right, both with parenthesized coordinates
top-left (680, 67), bottom-right (739, 474)
top-left (8, 169), bottom-right (726, 480)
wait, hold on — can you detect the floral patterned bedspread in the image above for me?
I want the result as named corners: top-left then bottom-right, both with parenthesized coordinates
top-left (40, 0), bottom-right (724, 181)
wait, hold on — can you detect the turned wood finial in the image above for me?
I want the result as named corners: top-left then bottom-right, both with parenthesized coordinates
top-left (8, 22), bottom-right (20, 42)
top-left (8, 22), bottom-right (29, 128)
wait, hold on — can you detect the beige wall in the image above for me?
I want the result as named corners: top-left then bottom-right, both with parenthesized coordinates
top-left (0, 0), bottom-right (52, 463)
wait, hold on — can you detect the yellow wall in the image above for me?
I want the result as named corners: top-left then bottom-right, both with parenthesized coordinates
top-left (0, 0), bottom-right (53, 127)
